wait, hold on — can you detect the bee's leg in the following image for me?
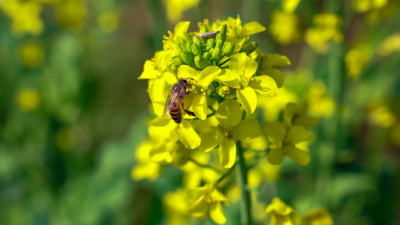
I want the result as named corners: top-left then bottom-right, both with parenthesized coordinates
top-left (182, 102), bottom-right (195, 116)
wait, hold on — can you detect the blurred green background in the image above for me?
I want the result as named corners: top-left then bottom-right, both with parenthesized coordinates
top-left (0, 0), bottom-right (399, 224)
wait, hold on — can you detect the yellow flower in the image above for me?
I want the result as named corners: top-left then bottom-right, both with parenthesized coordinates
top-left (188, 184), bottom-right (231, 224)
top-left (0, 0), bottom-right (43, 35)
top-left (283, 103), bottom-right (319, 128)
top-left (282, 0), bottom-right (301, 13)
top-left (163, 189), bottom-right (190, 225)
top-left (260, 53), bottom-right (291, 88)
top-left (367, 104), bottom-right (396, 127)
top-left (377, 33), bottom-right (400, 56)
top-left (181, 151), bottom-right (220, 188)
top-left (164, 0), bottom-right (200, 23)
top-left (352, 0), bottom-right (387, 12)
top-left (216, 53), bottom-right (278, 113)
top-left (266, 197), bottom-right (295, 225)
top-left (307, 81), bottom-right (335, 118)
top-left (345, 44), bottom-right (373, 79)
top-left (15, 88), bottom-right (40, 111)
top-left (98, 11), bottom-right (119, 33)
top-left (305, 13), bottom-right (343, 54)
top-left (131, 141), bottom-right (161, 181)
top-left (197, 100), bottom-right (262, 168)
top-left (19, 41), bottom-right (45, 68)
top-left (248, 157), bottom-right (280, 187)
top-left (270, 11), bottom-right (301, 45)
top-left (258, 87), bottom-right (298, 121)
top-left (301, 208), bottom-right (333, 225)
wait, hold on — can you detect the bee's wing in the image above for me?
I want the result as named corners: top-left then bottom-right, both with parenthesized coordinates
top-left (162, 91), bottom-right (179, 118)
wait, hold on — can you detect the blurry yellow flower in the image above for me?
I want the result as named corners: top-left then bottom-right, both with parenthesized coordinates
top-left (15, 88), bottom-right (40, 111)
top-left (367, 104), bottom-right (396, 127)
top-left (284, 103), bottom-right (319, 128)
top-left (197, 100), bottom-right (262, 168)
top-left (216, 53), bottom-right (278, 113)
top-left (270, 11), bottom-right (301, 45)
top-left (163, 189), bottom-right (190, 225)
top-left (98, 11), bottom-right (119, 33)
top-left (352, 0), bottom-right (387, 12)
top-left (248, 157), bottom-right (280, 187)
top-left (19, 41), bottom-right (45, 68)
top-left (308, 81), bottom-right (335, 117)
top-left (301, 208), bottom-right (333, 225)
top-left (305, 13), bottom-right (343, 54)
top-left (258, 88), bottom-right (298, 121)
top-left (0, 0), bottom-right (43, 35)
top-left (282, 0), bottom-right (301, 12)
top-left (164, 0), bottom-right (200, 23)
top-left (345, 44), bottom-right (373, 79)
top-left (131, 141), bottom-right (161, 180)
top-left (260, 53), bottom-right (291, 88)
top-left (378, 33), bottom-right (400, 56)
top-left (266, 197), bottom-right (295, 225)
top-left (181, 151), bottom-right (220, 188)
top-left (188, 184), bottom-right (231, 224)
top-left (264, 122), bottom-right (312, 166)
top-left (55, 0), bottom-right (87, 29)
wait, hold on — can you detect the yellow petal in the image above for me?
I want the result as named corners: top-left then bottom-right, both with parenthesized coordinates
top-left (174, 21), bottom-right (190, 37)
top-left (199, 128), bottom-right (224, 152)
top-left (192, 93), bottom-right (208, 120)
top-left (177, 120), bottom-right (201, 149)
top-left (229, 53), bottom-right (257, 79)
top-left (216, 99), bottom-right (242, 127)
top-left (189, 196), bottom-right (208, 218)
top-left (210, 189), bottom-right (231, 204)
top-left (237, 87), bottom-right (257, 113)
top-left (242, 21), bottom-right (266, 36)
top-left (138, 60), bottom-right (160, 79)
top-left (286, 126), bottom-right (312, 144)
top-left (232, 119), bottom-right (262, 140)
top-left (283, 144), bottom-right (310, 166)
top-left (178, 65), bottom-right (198, 79)
top-left (249, 75), bottom-right (278, 96)
top-left (197, 66), bottom-right (221, 88)
top-left (216, 69), bottom-right (240, 88)
top-left (267, 148), bottom-right (284, 165)
top-left (210, 202), bottom-right (227, 224)
top-left (264, 122), bottom-right (286, 145)
top-left (148, 117), bottom-right (176, 140)
top-left (149, 78), bottom-right (166, 103)
top-left (219, 137), bottom-right (236, 168)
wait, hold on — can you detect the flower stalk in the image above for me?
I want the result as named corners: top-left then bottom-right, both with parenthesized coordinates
top-left (236, 142), bottom-right (252, 225)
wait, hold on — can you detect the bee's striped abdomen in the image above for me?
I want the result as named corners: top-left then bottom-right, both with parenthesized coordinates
top-left (170, 102), bottom-right (182, 124)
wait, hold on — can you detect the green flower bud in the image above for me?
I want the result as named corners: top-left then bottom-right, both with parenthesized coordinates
top-left (212, 48), bottom-right (222, 60)
top-left (241, 41), bottom-right (258, 53)
top-left (179, 42), bottom-right (188, 52)
top-left (223, 42), bottom-right (235, 56)
top-left (215, 33), bottom-right (222, 43)
top-left (180, 51), bottom-right (194, 65)
top-left (200, 26), bottom-right (208, 34)
top-left (217, 85), bottom-right (230, 97)
top-left (186, 42), bottom-right (192, 53)
top-left (220, 24), bottom-right (227, 42)
top-left (183, 32), bottom-right (192, 44)
top-left (170, 56), bottom-right (183, 65)
top-left (203, 52), bottom-right (211, 60)
top-left (191, 43), bottom-right (202, 56)
top-left (215, 39), bottom-right (224, 49)
top-left (193, 36), bottom-right (201, 45)
top-left (206, 39), bottom-right (215, 50)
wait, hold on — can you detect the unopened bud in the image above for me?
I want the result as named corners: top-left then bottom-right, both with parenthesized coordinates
top-left (206, 39), bottom-right (215, 50)
top-left (215, 39), bottom-right (224, 49)
top-left (241, 41), bottom-right (258, 53)
top-left (191, 43), bottom-right (202, 55)
top-left (217, 85), bottom-right (230, 97)
top-left (200, 26), bottom-right (208, 34)
top-left (193, 36), bottom-right (201, 45)
top-left (220, 24), bottom-right (227, 42)
top-left (223, 42), bottom-right (235, 56)
top-left (203, 52), bottom-right (211, 60)
top-left (212, 48), bottom-right (222, 60)
top-left (183, 32), bottom-right (192, 43)
top-left (180, 51), bottom-right (194, 65)
top-left (186, 42), bottom-right (192, 53)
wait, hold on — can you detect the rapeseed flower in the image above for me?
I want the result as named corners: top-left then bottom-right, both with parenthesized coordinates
top-left (266, 197), bottom-right (295, 225)
top-left (270, 11), bottom-right (301, 45)
top-left (15, 88), bottom-right (40, 111)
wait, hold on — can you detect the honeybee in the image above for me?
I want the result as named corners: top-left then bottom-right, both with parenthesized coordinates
top-left (163, 78), bottom-right (195, 124)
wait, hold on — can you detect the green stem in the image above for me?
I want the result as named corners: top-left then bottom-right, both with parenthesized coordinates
top-left (215, 163), bottom-right (236, 185)
top-left (236, 142), bottom-right (252, 225)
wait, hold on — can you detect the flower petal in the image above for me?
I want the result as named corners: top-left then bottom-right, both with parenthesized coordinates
top-left (286, 126), bottom-right (312, 144)
top-left (249, 75), bottom-right (278, 96)
top-left (210, 202), bottom-right (227, 224)
top-left (267, 148), bottom-right (284, 165)
top-left (174, 21), bottom-right (190, 37)
top-left (197, 66), bottom-right (221, 88)
top-left (216, 99), bottom-right (242, 127)
top-left (192, 93), bottom-right (208, 120)
top-left (199, 128), bottom-right (224, 152)
top-left (264, 122), bottom-right (286, 145)
top-left (242, 21), bottom-right (266, 36)
top-left (138, 60), bottom-right (160, 79)
top-left (178, 65), bottom-right (198, 79)
top-left (229, 53), bottom-right (257, 79)
top-left (283, 144), bottom-right (310, 166)
top-left (237, 87), bottom-right (257, 113)
top-left (232, 119), bottom-right (262, 140)
top-left (219, 137), bottom-right (236, 168)
top-left (215, 69), bottom-right (240, 88)
top-left (148, 117), bottom-right (176, 140)
top-left (177, 120), bottom-right (201, 149)
top-left (189, 196), bottom-right (208, 218)
top-left (149, 78), bottom-right (166, 102)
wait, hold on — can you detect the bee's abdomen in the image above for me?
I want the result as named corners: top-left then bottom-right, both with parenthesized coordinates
top-left (170, 105), bottom-right (182, 124)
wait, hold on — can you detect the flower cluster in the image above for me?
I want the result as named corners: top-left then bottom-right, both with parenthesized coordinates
top-left (135, 16), bottom-right (319, 224)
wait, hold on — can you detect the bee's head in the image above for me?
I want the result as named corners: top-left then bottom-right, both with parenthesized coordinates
top-left (178, 78), bottom-right (191, 89)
